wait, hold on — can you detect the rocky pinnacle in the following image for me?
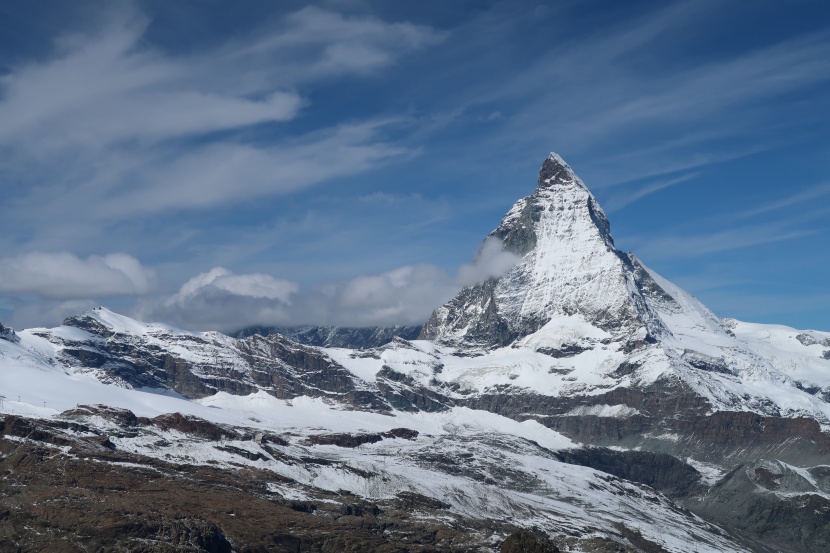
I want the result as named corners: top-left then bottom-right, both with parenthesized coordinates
top-left (421, 152), bottom-right (669, 347)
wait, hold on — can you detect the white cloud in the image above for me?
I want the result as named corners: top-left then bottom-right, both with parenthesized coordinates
top-left (176, 267), bottom-right (298, 302)
top-left (325, 242), bottom-right (518, 326)
top-left (0, 5), bottom-right (441, 155)
top-left (739, 182), bottom-right (830, 218)
top-left (137, 238), bottom-right (519, 331)
top-left (231, 6), bottom-right (445, 81)
top-left (138, 264), bottom-right (447, 332)
top-left (0, 11), bottom-right (302, 152)
top-left (457, 237), bottom-right (521, 286)
top-left (90, 120), bottom-right (414, 216)
top-left (138, 267), bottom-right (299, 332)
top-left (635, 226), bottom-right (816, 258)
top-left (454, 2), bottom-right (830, 186)
top-left (603, 173), bottom-right (699, 212)
top-left (0, 252), bottom-right (155, 299)
top-left (332, 264), bottom-right (459, 326)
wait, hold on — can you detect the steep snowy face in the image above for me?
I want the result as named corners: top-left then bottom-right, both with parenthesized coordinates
top-left (422, 153), bottom-right (666, 347)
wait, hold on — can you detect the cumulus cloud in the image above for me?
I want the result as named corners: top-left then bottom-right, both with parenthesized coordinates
top-left (0, 252), bottom-right (155, 299)
top-left (330, 265), bottom-right (459, 326)
top-left (137, 238), bottom-right (521, 332)
top-left (302, 239), bottom-right (520, 327)
top-left (138, 267), bottom-right (299, 332)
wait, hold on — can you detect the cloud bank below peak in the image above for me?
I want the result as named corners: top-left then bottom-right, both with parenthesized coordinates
top-left (137, 238), bottom-right (520, 333)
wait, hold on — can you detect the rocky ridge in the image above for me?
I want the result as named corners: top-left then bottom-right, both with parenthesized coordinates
top-left (235, 325), bottom-right (423, 349)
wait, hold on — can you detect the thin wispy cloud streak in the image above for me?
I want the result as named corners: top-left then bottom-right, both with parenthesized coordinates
top-left (216, 6), bottom-right (446, 84)
top-left (91, 121), bottom-right (416, 217)
top-left (0, 12), bottom-right (301, 153)
top-left (740, 182), bottom-right (830, 218)
top-left (588, 144), bottom-right (769, 191)
top-left (637, 227), bottom-right (816, 259)
top-left (604, 173), bottom-right (698, 212)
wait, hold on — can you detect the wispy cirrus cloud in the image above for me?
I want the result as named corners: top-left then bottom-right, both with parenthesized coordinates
top-left (603, 173), bottom-right (699, 212)
top-left (450, 1), bottom-right (830, 186)
top-left (219, 6), bottom-right (446, 83)
top-left (0, 10), bottom-right (300, 154)
top-left (739, 182), bottom-right (830, 218)
top-left (85, 120), bottom-right (414, 218)
top-left (0, 5), bottom-right (443, 154)
top-left (0, 4), bottom-right (443, 251)
top-left (635, 226), bottom-right (816, 259)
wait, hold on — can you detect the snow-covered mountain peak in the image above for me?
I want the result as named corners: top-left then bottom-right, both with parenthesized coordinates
top-left (63, 306), bottom-right (177, 337)
top-left (421, 153), bottom-right (662, 347)
top-left (537, 151), bottom-right (587, 190)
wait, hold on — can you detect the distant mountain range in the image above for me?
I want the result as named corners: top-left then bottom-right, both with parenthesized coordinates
top-left (233, 324), bottom-right (422, 349)
top-left (2, 153), bottom-right (829, 552)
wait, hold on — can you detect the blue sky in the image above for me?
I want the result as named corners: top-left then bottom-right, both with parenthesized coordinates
top-left (0, 0), bottom-right (829, 332)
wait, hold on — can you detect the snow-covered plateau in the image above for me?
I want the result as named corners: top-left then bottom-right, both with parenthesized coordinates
top-left (2, 154), bottom-right (829, 552)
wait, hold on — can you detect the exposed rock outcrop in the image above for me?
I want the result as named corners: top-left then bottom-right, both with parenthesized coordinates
top-left (0, 322), bottom-right (18, 343)
top-left (236, 324), bottom-right (423, 349)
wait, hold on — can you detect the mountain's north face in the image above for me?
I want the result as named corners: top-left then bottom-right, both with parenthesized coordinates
top-left (2, 153), bottom-right (830, 553)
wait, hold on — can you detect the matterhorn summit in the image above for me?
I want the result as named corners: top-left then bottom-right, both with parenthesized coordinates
top-left (421, 152), bottom-right (672, 347)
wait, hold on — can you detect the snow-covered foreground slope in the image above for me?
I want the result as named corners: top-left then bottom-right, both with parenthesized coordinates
top-left (112, 413), bottom-right (746, 553)
top-left (0, 382), bottom-right (749, 552)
